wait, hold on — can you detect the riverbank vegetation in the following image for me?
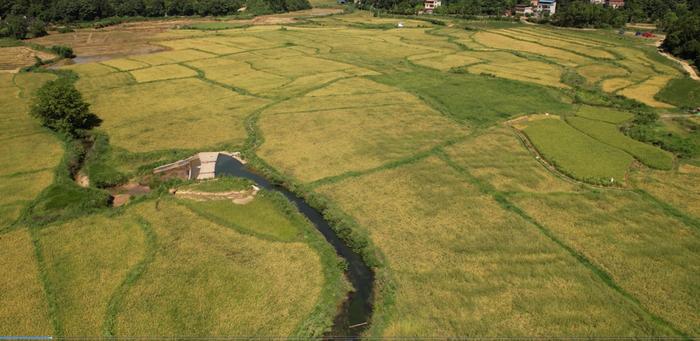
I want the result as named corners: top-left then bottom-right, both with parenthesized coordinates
top-left (1, 8), bottom-right (698, 339)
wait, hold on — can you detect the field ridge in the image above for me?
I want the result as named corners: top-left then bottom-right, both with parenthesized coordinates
top-left (438, 151), bottom-right (687, 337)
top-left (102, 216), bottom-right (157, 336)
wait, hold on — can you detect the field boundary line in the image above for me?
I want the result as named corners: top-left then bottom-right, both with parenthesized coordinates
top-left (29, 226), bottom-right (64, 337)
top-left (633, 189), bottom-right (700, 230)
top-left (102, 215), bottom-right (158, 337)
top-left (307, 134), bottom-right (470, 189)
top-left (562, 116), bottom-right (676, 171)
top-left (437, 151), bottom-right (689, 338)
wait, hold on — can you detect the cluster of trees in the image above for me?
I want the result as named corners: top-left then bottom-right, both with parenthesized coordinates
top-left (552, 0), bottom-right (699, 67)
top-left (0, 15), bottom-right (47, 38)
top-left (360, 0), bottom-right (520, 16)
top-left (0, 0), bottom-right (310, 38)
top-left (31, 75), bottom-right (101, 137)
top-left (660, 1), bottom-right (700, 68)
top-left (550, 0), bottom-right (697, 28)
top-left (551, 1), bottom-right (627, 27)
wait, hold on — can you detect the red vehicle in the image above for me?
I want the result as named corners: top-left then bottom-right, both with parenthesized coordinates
top-left (642, 32), bottom-right (655, 38)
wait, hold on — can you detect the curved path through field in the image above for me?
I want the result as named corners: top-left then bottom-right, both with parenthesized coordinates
top-left (656, 40), bottom-right (700, 81)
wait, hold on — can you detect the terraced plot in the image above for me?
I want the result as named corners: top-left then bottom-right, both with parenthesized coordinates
top-left (619, 75), bottom-right (675, 108)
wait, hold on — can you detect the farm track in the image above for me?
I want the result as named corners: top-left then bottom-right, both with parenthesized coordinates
top-left (656, 40), bottom-right (700, 81)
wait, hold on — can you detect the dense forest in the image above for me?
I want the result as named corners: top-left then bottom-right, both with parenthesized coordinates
top-left (0, 0), bottom-right (310, 38)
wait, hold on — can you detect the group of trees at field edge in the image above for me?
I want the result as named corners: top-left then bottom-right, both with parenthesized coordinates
top-left (0, 0), bottom-right (310, 38)
top-left (660, 1), bottom-right (700, 69)
top-left (551, 0), bottom-right (700, 28)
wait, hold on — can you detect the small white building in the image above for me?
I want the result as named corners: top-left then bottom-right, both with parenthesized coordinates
top-left (424, 0), bottom-right (441, 13)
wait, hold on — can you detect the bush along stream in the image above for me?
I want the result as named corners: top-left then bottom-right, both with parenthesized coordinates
top-left (215, 154), bottom-right (375, 337)
top-left (20, 69), bottom-right (112, 226)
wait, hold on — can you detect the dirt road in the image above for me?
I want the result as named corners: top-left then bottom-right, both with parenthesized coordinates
top-left (656, 40), bottom-right (699, 81)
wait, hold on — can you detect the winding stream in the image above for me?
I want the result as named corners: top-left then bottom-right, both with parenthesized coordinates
top-left (214, 154), bottom-right (374, 338)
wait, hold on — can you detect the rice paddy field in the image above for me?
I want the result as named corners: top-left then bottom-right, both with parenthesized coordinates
top-left (1, 8), bottom-right (699, 339)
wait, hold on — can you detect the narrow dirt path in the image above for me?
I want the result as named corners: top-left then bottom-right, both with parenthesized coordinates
top-left (656, 40), bottom-right (700, 81)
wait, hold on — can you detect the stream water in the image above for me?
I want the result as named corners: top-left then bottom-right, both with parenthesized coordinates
top-left (214, 154), bottom-right (374, 338)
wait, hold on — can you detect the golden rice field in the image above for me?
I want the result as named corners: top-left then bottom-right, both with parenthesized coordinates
top-left (0, 229), bottom-right (53, 335)
top-left (0, 73), bottom-right (62, 228)
top-left (511, 191), bottom-right (700, 335)
top-left (1, 9), bottom-right (698, 339)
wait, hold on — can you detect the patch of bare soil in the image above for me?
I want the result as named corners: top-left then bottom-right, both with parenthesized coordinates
top-left (109, 182), bottom-right (152, 207)
top-left (29, 9), bottom-right (342, 64)
top-left (174, 186), bottom-right (260, 205)
top-left (75, 171), bottom-right (90, 188)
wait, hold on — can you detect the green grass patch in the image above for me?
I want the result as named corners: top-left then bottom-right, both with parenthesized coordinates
top-left (373, 69), bottom-right (573, 126)
top-left (181, 176), bottom-right (254, 193)
top-left (574, 105), bottom-right (635, 124)
top-left (656, 78), bottom-right (700, 108)
top-left (522, 118), bottom-right (633, 184)
top-left (567, 116), bottom-right (674, 170)
top-left (181, 191), bottom-right (302, 242)
top-left (84, 132), bottom-right (128, 188)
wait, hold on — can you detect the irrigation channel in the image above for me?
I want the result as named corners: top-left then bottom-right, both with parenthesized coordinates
top-left (215, 154), bottom-right (374, 338)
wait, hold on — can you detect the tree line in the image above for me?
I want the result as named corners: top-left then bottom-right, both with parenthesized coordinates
top-left (1, 0), bottom-right (310, 38)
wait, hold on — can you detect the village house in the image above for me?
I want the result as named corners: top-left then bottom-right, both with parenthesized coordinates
top-left (515, 3), bottom-right (534, 16)
top-left (423, 0), bottom-right (441, 14)
top-left (515, 0), bottom-right (556, 17)
top-left (607, 0), bottom-right (624, 8)
top-left (534, 0), bottom-right (557, 16)
top-left (590, 0), bottom-right (625, 8)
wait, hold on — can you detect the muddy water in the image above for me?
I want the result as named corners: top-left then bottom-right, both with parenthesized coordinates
top-left (214, 154), bottom-right (374, 338)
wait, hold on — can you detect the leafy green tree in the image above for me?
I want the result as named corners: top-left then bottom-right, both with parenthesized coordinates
top-left (0, 15), bottom-right (28, 39)
top-left (51, 45), bottom-right (75, 58)
top-left (31, 77), bottom-right (101, 136)
top-left (27, 18), bottom-right (46, 37)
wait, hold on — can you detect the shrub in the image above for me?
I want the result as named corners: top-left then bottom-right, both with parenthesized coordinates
top-left (31, 77), bottom-right (102, 137)
top-left (51, 45), bottom-right (76, 58)
top-left (0, 15), bottom-right (28, 39)
top-left (27, 19), bottom-right (47, 38)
